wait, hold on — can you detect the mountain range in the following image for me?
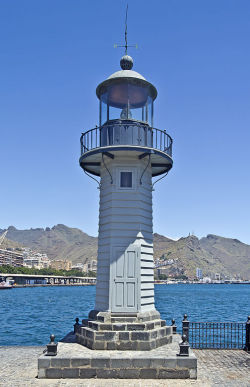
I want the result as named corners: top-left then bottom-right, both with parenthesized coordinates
top-left (1, 225), bottom-right (250, 279)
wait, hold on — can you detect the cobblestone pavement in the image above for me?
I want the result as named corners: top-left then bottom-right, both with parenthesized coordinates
top-left (0, 346), bottom-right (249, 387)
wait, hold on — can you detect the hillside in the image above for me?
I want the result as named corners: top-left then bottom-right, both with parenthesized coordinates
top-left (1, 225), bottom-right (250, 279)
top-left (0, 225), bottom-right (97, 265)
top-left (154, 233), bottom-right (250, 279)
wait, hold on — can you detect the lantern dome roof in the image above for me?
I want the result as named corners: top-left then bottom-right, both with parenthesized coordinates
top-left (96, 55), bottom-right (157, 101)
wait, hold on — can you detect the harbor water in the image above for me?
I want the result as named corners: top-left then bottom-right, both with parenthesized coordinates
top-left (0, 284), bottom-right (249, 346)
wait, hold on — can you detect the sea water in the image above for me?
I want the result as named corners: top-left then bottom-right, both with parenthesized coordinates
top-left (0, 284), bottom-right (249, 345)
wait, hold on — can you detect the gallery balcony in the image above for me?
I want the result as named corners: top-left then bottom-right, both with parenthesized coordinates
top-left (79, 120), bottom-right (173, 177)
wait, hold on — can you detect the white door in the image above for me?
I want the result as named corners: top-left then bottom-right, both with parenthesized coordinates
top-left (111, 246), bottom-right (139, 313)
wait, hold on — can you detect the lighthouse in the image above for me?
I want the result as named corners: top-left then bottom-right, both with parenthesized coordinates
top-left (78, 54), bottom-right (173, 350)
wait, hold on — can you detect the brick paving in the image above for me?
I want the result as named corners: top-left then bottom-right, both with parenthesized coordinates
top-left (0, 346), bottom-right (249, 387)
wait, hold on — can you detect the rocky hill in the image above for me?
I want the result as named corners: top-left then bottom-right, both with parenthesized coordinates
top-left (153, 233), bottom-right (250, 279)
top-left (0, 225), bottom-right (97, 265)
top-left (1, 225), bottom-right (250, 279)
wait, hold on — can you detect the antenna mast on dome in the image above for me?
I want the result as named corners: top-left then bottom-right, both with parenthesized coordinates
top-left (114, 4), bottom-right (138, 55)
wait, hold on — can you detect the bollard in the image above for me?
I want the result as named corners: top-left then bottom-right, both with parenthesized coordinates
top-left (177, 334), bottom-right (190, 357)
top-left (171, 318), bottom-right (177, 334)
top-left (182, 314), bottom-right (189, 342)
top-left (74, 317), bottom-right (80, 334)
top-left (45, 334), bottom-right (57, 356)
top-left (245, 316), bottom-right (250, 353)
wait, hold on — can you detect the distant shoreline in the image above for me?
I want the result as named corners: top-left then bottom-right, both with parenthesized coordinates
top-left (6, 281), bottom-right (250, 288)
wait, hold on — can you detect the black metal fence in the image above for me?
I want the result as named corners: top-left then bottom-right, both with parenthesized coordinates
top-left (80, 123), bottom-right (172, 158)
top-left (181, 314), bottom-right (250, 350)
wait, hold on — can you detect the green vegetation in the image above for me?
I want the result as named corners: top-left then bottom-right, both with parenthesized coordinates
top-left (0, 265), bottom-right (96, 277)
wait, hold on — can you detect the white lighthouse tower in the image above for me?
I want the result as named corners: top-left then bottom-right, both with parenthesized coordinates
top-left (77, 54), bottom-right (173, 350)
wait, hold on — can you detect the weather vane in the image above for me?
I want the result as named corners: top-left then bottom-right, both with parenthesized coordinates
top-left (114, 4), bottom-right (138, 55)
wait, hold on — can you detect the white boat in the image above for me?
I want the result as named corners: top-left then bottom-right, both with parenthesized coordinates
top-left (0, 278), bottom-right (12, 290)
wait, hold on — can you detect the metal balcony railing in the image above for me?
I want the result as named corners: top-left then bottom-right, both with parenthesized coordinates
top-left (80, 122), bottom-right (172, 158)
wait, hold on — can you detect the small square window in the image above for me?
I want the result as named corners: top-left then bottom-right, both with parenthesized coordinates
top-left (120, 172), bottom-right (132, 188)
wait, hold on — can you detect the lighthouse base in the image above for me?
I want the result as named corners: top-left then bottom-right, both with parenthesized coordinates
top-left (38, 333), bottom-right (197, 379)
top-left (76, 310), bottom-right (172, 351)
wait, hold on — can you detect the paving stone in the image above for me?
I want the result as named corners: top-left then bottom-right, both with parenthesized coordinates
top-left (37, 358), bottom-right (50, 368)
top-left (79, 368), bottom-right (97, 378)
top-left (131, 331), bottom-right (150, 341)
top-left (71, 358), bottom-right (90, 367)
top-left (46, 368), bottom-right (63, 378)
top-left (140, 368), bottom-right (157, 378)
top-left (127, 324), bottom-right (146, 331)
top-left (158, 368), bottom-right (190, 379)
top-left (96, 369), bottom-right (119, 378)
top-left (62, 368), bottom-right (80, 378)
top-left (132, 358), bottom-right (151, 368)
top-left (118, 368), bottom-right (140, 378)
top-left (145, 322), bottom-right (155, 330)
top-left (91, 357), bottom-right (110, 368)
top-left (177, 357), bottom-right (197, 368)
top-left (106, 342), bottom-right (116, 350)
top-left (113, 324), bottom-right (126, 331)
top-left (100, 324), bottom-right (112, 331)
top-left (119, 332), bottom-right (130, 340)
top-left (110, 358), bottom-right (132, 368)
top-left (150, 357), bottom-right (177, 368)
top-left (51, 358), bottom-right (70, 368)
top-left (93, 341), bottom-right (106, 350)
top-left (95, 332), bottom-right (117, 340)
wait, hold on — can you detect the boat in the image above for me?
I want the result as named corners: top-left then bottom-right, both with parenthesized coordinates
top-left (0, 278), bottom-right (12, 290)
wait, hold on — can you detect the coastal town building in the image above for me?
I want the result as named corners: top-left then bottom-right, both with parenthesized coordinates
top-left (196, 267), bottom-right (203, 279)
top-left (50, 259), bottom-right (72, 271)
top-left (23, 252), bottom-right (51, 269)
top-left (82, 259), bottom-right (97, 273)
top-left (71, 263), bottom-right (84, 272)
top-left (0, 248), bottom-right (24, 267)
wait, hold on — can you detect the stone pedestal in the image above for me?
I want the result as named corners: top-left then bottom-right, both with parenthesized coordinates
top-left (38, 333), bottom-right (197, 379)
top-left (76, 310), bottom-right (172, 351)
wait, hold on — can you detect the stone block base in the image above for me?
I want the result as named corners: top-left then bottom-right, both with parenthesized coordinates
top-left (76, 310), bottom-right (173, 350)
top-left (38, 333), bottom-right (197, 379)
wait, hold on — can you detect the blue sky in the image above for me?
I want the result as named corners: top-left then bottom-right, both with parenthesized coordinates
top-left (1, 0), bottom-right (250, 244)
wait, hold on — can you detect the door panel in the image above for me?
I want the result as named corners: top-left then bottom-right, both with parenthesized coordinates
top-left (112, 246), bottom-right (139, 312)
top-left (127, 251), bottom-right (136, 278)
top-left (116, 253), bottom-right (125, 277)
top-left (127, 282), bottom-right (135, 307)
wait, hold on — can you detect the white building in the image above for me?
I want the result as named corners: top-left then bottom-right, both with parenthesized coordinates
top-left (196, 267), bottom-right (203, 279)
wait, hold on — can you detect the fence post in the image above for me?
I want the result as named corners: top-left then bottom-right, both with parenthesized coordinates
top-left (177, 334), bottom-right (190, 357)
top-left (171, 319), bottom-right (177, 334)
top-left (182, 314), bottom-right (190, 342)
top-left (74, 317), bottom-right (80, 334)
top-left (245, 316), bottom-right (250, 352)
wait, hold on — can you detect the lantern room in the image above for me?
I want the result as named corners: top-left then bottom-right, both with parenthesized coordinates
top-left (96, 55), bottom-right (157, 126)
